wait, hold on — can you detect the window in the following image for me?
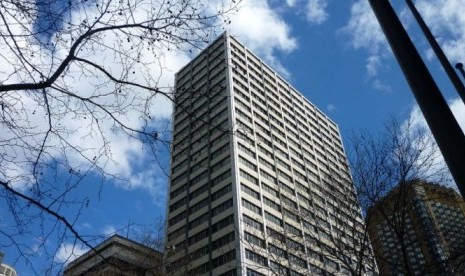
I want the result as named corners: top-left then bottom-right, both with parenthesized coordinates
top-left (241, 184), bottom-right (260, 199)
top-left (279, 181), bottom-right (295, 195)
top-left (212, 199), bottom-right (233, 216)
top-left (170, 196), bottom-right (187, 212)
top-left (270, 261), bottom-right (289, 275)
top-left (244, 231), bottom-right (265, 248)
top-left (259, 157), bottom-right (274, 171)
top-left (190, 170), bottom-right (209, 186)
top-left (278, 169), bottom-right (293, 183)
top-left (189, 212), bottom-right (209, 228)
top-left (240, 169), bottom-right (258, 185)
top-left (211, 232), bottom-right (235, 251)
top-left (211, 215), bottom-right (234, 233)
top-left (260, 169), bottom-right (277, 184)
top-left (246, 249), bottom-right (267, 266)
top-left (265, 211), bottom-right (283, 226)
top-left (169, 210), bottom-right (187, 226)
top-left (262, 183), bottom-right (278, 197)
top-left (212, 170), bottom-right (231, 186)
top-left (243, 215), bottom-right (263, 231)
top-left (285, 223), bottom-right (302, 237)
top-left (284, 209), bottom-right (300, 223)
top-left (263, 197), bottom-right (281, 212)
top-left (239, 155), bottom-right (257, 171)
top-left (242, 199), bottom-right (262, 215)
top-left (267, 226), bottom-right (284, 242)
top-left (211, 156), bottom-right (230, 174)
top-left (246, 268), bottom-right (265, 276)
top-left (189, 198), bottom-right (209, 214)
top-left (189, 183), bottom-right (209, 200)
top-left (287, 238), bottom-right (304, 253)
top-left (289, 254), bottom-right (307, 269)
top-left (282, 195), bottom-right (298, 210)
top-left (269, 245), bottom-right (287, 258)
top-left (212, 250), bottom-right (235, 268)
top-left (171, 184), bottom-right (188, 198)
top-left (212, 184), bottom-right (232, 201)
top-left (168, 225), bottom-right (186, 241)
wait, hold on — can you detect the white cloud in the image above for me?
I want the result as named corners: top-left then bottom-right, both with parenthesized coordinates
top-left (326, 104), bottom-right (336, 112)
top-left (55, 243), bottom-right (88, 264)
top-left (1, 0), bottom-right (297, 196)
top-left (102, 225), bottom-right (117, 236)
top-left (372, 79), bottom-right (392, 93)
top-left (409, 97), bottom-right (465, 131)
top-left (366, 55), bottom-right (381, 77)
top-left (342, 0), bottom-right (386, 54)
top-left (342, 0), bottom-right (392, 91)
top-left (305, 0), bottom-right (329, 24)
top-left (0, 1), bottom-right (192, 196)
top-left (343, 0), bottom-right (465, 84)
top-left (284, 0), bottom-right (329, 24)
top-left (227, 0), bottom-right (298, 77)
top-left (286, 0), bottom-right (298, 7)
top-left (415, 0), bottom-right (465, 63)
top-left (450, 98), bottom-right (465, 130)
top-left (82, 222), bottom-right (93, 229)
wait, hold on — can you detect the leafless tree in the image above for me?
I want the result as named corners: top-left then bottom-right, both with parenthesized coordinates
top-left (236, 118), bottom-right (456, 276)
top-left (0, 0), bottom-right (239, 272)
top-left (348, 118), bottom-right (460, 275)
top-left (238, 176), bottom-right (377, 276)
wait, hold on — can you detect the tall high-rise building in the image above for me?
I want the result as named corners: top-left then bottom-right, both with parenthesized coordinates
top-left (166, 33), bottom-right (374, 275)
top-left (367, 180), bottom-right (465, 275)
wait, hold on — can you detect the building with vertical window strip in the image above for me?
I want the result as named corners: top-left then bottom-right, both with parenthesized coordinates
top-left (367, 180), bottom-right (465, 275)
top-left (166, 33), bottom-right (375, 275)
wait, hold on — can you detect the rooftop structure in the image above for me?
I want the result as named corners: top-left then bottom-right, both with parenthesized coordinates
top-left (64, 235), bottom-right (162, 276)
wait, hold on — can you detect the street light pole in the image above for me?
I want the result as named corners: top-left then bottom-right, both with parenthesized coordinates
top-left (404, 0), bottom-right (465, 105)
top-left (368, 0), bottom-right (465, 198)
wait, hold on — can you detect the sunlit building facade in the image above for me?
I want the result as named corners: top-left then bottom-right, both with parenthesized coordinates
top-left (166, 33), bottom-right (374, 275)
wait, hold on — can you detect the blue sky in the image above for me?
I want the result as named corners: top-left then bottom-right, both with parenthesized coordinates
top-left (2, 0), bottom-right (465, 274)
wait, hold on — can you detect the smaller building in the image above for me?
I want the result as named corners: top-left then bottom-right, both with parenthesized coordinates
top-left (367, 180), bottom-right (465, 275)
top-left (0, 252), bottom-right (18, 276)
top-left (64, 235), bottom-right (162, 276)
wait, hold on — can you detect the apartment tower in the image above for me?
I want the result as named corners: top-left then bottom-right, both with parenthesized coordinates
top-left (368, 180), bottom-right (465, 274)
top-left (166, 33), bottom-right (373, 275)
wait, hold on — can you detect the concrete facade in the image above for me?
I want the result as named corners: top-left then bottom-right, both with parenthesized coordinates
top-left (167, 33), bottom-right (373, 275)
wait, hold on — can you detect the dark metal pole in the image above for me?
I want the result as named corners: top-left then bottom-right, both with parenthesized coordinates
top-left (405, 0), bottom-right (465, 104)
top-left (368, 0), bottom-right (465, 198)
top-left (456, 63), bottom-right (465, 80)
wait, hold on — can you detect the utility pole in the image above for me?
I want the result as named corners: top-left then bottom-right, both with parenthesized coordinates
top-left (456, 63), bottom-right (465, 80)
top-left (368, 0), bottom-right (465, 198)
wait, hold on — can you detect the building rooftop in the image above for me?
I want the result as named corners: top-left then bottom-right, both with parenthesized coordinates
top-left (64, 235), bottom-right (162, 276)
